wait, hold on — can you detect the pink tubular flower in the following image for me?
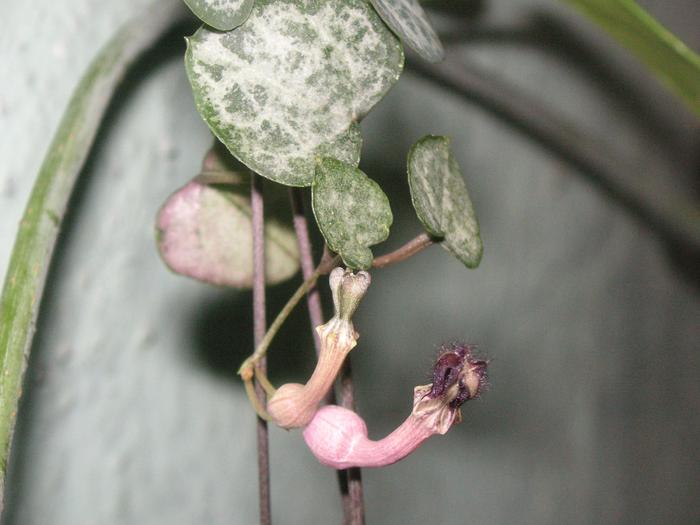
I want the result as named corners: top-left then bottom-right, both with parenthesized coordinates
top-left (267, 268), bottom-right (371, 429)
top-left (303, 343), bottom-right (487, 469)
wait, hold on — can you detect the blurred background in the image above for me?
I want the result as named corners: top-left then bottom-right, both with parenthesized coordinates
top-left (1, 0), bottom-right (699, 523)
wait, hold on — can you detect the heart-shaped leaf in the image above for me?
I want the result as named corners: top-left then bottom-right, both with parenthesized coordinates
top-left (408, 136), bottom-right (483, 268)
top-left (182, 0), bottom-right (254, 31)
top-left (312, 158), bottom-right (393, 270)
top-left (185, 0), bottom-right (404, 187)
top-left (369, 0), bottom-right (444, 63)
top-left (156, 145), bottom-right (300, 287)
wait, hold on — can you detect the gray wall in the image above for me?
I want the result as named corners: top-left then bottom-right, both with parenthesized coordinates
top-left (1, 0), bottom-right (699, 523)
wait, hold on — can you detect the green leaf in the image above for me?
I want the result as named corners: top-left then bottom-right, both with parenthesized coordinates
top-left (157, 145), bottom-right (300, 287)
top-left (185, 0), bottom-right (404, 187)
top-left (0, 0), bottom-right (184, 503)
top-left (312, 158), bottom-right (393, 270)
top-left (408, 136), bottom-right (483, 268)
top-left (562, 0), bottom-right (700, 119)
top-left (369, 0), bottom-right (444, 63)
top-left (183, 0), bottom-right (254, 31)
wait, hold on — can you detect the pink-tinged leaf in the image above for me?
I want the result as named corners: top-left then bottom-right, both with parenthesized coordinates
top-left (156, 151), bottom-right (299, 288)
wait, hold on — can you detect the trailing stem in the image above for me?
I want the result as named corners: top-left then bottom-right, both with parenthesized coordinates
top-left (339, 358), bottom-right (365, 525)
top-left (239, 256), bottom-right (339, 381)
top-left (266, 268), bottom-right (370, 429)
top-left (251, 174), bottom-right (271, 525)
top-left (289, 188), bottom-right (358, 520)
top-left (372, 233), bottom-right (435, 269)
top-left (239, 232), bottom-right (435, 381)
top-left (289, 189), bottom-right (326, 358)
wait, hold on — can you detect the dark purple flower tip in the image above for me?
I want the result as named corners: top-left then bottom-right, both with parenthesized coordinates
top-left (428, 343), bottom-right (488, 408)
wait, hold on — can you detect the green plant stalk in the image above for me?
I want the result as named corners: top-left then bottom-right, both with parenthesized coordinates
top-left (239, 232), bottom-right (435, 382)
top-left (238, 259), bottom-right (336, 377)
top-left (561, 0), bottom-right (700, 118)
top-left (0, 0), bottom-right (185, 506)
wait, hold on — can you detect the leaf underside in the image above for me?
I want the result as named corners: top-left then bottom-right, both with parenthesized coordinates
top-left (156, 144), bottom-right (299, 287)
top-left (185, 0), bottom-right (404, 187)
top-left (408, 135), bottom-right (483, 268)
top-left (369, 0), bottom-right (444, 63)
top-left (312, 158), bottom-right (393, 270)
top-left (183, 0), bottom-right (254, 31)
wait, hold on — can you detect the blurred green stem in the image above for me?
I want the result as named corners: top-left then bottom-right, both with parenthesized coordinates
top-left (561, 0), bottom-right (700, 118)
top-left (0, 0), bottom-right (185, 509)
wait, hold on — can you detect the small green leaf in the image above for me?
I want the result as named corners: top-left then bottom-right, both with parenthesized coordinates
top-left (408, 136), bottom-right (483, 268)
top-left (157, 145), bottom-right (299, 287)
top-left (185, 0), bottom-right (404, 187)
top-left (562, 0), bottom-right (700, 119)
top-left (369, 0), bottom-right (444, 63)
top-left (182, 0), bottom-right (254, 31)
top-left (312, 158), bottom-right (393, 270)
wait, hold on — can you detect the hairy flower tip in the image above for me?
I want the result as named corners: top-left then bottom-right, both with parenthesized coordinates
top-left (411, 343), bottom-right (488, 435)
top-left (429, 342), bottom-right (488, 406)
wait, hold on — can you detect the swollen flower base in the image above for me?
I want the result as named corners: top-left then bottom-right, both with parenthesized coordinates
top-left (267, 268), bottom-right (371, 428)
top-left (303, 343), bottom-right (487, 469)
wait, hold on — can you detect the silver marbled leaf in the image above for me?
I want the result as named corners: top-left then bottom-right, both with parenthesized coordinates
top-left (185, 0), bottom-right (404, 187)
top-left (312, 158), bottom-right (393, 270)
top-left (370, 0), bottom-right (444, 63)
top-left (408, 135), bottom-right (483, 268)
top-left (182, 0), bottom-right (254, 31)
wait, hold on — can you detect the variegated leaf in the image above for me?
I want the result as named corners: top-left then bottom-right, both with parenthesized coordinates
top-left (312, 158), bottom-right (393, 270)
top-left (408, 136), bottom-right (483, 268)
top-left (182, 0), bottom-right (254, 31)
top-left (185, 0), bottom-right (404, 187)
top-left (370, 0), bottom-right (444, 63)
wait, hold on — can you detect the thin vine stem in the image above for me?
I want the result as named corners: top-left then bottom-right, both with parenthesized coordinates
top-left (244, 377), bottom-right (272, 421)
top-left (254, 368), bottom-right (277, 397)
top-left (238, 256), bottom-right (338, 378)
top-left (239, 233), bottom-right (436, 382)
top-left (289, 189), bottom-right (360, 522)
top-left (251, 174), bottom-right (271, 525)
top-left (289, 189), bottom-right (326, 356)
top-left (372, 233), bottom-right (435, 268)
top-left (339, 357), bottom-right (365, 525)
top-left (288, 191), bottom-right (337, 411)
top-left (239, 228), bottom-right (437, 520)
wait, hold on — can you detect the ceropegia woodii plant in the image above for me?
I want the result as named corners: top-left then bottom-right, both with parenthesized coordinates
top-left (2, 0), bottom-right (699, 522)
